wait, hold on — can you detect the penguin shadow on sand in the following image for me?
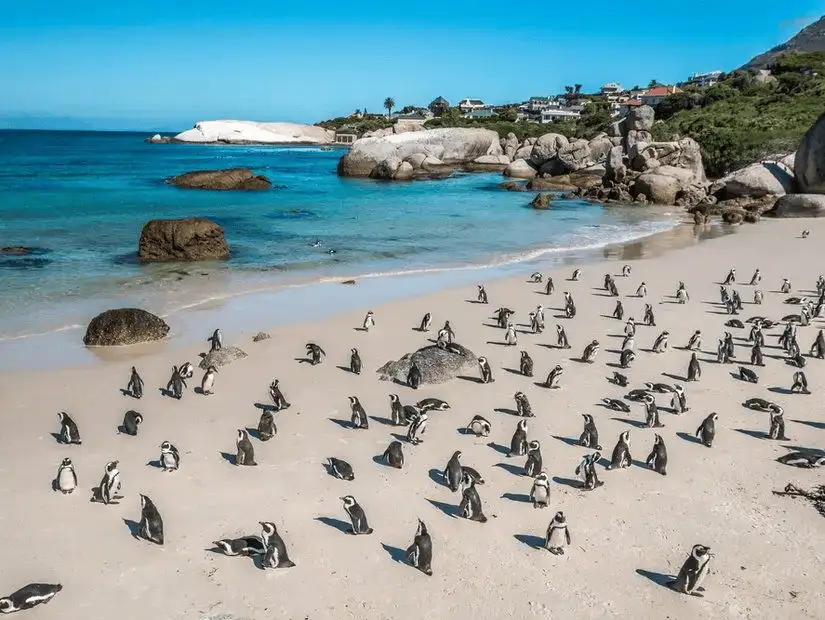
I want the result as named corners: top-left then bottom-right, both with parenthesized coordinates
top-left (369, 415), bottom-right (395, 426)
top-left (457, 375), bottom-right (485, 384)
top-left (122, 519), bottom-right (141, 539)
top-left (381, 543), bottom-right (408, 564)
top-left (732, 428), bottom-right (769, 439)
top-left (49, 432), bottom-right (65, 443)
top-left (328, 417), bottom-right (354, 430)
top-left (674, 432), bottom-right (701, 445)
top-left (793, 419), bottom-right (825, 430)
top-left (119, 388), bottom-right (139, 399)
top-left (495, 462), bottom-right (524, 476)
top-left (314, 516), bottom-right (353, 535)
top-left (336, 365), bottom-right (358, 375)
top-left (90, 487), bottom-right (122, 504)
top-left (611, 417), bottom-right (647, 429)
top-left (501, 367), bottom-right (524, 376)
top-left (486, 442), bottom-right (510, 456)
top-left (661, 372), bottom-right (688, 382)
top-left (783, 444), bottom-right (825, 457)
top-left (551, 476), bottom-right (581, 489)
top-left (193, 386), bottom-right (206, 395)
top-left (493, 407), bottom-right (519, 416)
top-left (219, 452), bottom-right (237, 465)
top-left (552, 435), bottom-right (582, 448)
top-left (767, 386), bottom-right (795, 395)
top-left (390, 433), bottom-right (409, 443)
top-left (426, 498), bottom-right (461, 518)
top-left (254, 402), bottom-right (278, 413)
top-left (244, 427), bottom-right (264, 441)
top-left (514, 534), bottom-right (545, 550)
top-left (146, 458), bottom-right (164, 469)
top-left (635, 568), bottom-right (676, 589)
top-left (501, 492), bottom-right (531, 504)
top-left (428, 468), bottom-right (446, 487)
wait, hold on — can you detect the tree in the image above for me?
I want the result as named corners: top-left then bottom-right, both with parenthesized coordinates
top-left (384, 97), bottom-right (395, 118)
top-left (574, 84), bottom-right (582, 97)
top-left (648, 79), bottom-right (660, 89)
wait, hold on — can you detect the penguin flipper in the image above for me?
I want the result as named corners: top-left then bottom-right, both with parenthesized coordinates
top-left (565, 529), bottom-right (571, 545)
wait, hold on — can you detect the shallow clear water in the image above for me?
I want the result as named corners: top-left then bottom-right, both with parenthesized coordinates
top-left (0, 129), bottom-right (677, 340)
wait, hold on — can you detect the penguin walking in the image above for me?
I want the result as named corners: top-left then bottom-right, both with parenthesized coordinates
top-left (258, 411), bottom-right (277, 441)
top-left (120, 410), bottom-right (143, 436)
top-left (545, 364), bottom-right (563, 388)
top-left (348, 396), bottom-right (369, 429)
top-left (624, 317), bottom-right (636, 337)
top-left (519, 350), bottom-right (534, 377)
top-left (419, 312), bottom-right (432, 332)
top-left (444, 451), bottom-right (463, 491)
top-left (791, 371), bottom-right (810, 394)
top-left (159, 441), bottom-right (180, 472)
top-left (767, 408), bottom-right (789, 440)
top-left (607, 431), bottom-right (631, 470)
top-left (781, 278), bottom-right (792, 294)
top-left (478, 357), bottom-right (494, 384)
top-left (668, 544), bottom-right (714, 596)
top-left (579, 414), bottom-right (602, 449)
top-left (535, 304), bottom-right (545, 329)
top-left (126, 366), bottom-right (144, 399)
top-left (495, 307), bottom-right (513, 329)
top-left (622, 264), bottom-right (631, 277)
top-left (406, 520), bottom-right (433, 576)
top-left (57, 411), bottom-right (81, 445)
top-left (514, 391), bottom-right (533, 417)
top-left (810, 330), bottom-right (825, 359)
top-left (581, 339), bottom-right (599, 363)
top-left (751, 343), bottom-right (764, 367)
top-left (407, 412), bottom-right (428, 445)
top-left (687, 353), bottom-right (701, 381)
top-left (531, 272), bottom-right (543, 283)
top-left (524, 440), bottom-right (543, 477)
top-left (477, 285), bottom-right (488, 304)
top-left (0, 584), bottom-right (63, 614)
top-left (613, 300), bottom-right (624, 320)
top-left (166, 366), bottom-right (186, 399)
top-left (269, 379), bottom-right (291, 410)
top-left (407, 362), bottom-right (422, 389)
top-left (508, 419), bottom-right (528, 457)
top-left (362, 311), bottom-right (376, 331)
top-left (620, 348), bottom-right (636, 369)
top-left (207, 328), bottom-right (223, 352)
top-left (564, 292), bottom-right (576, 318)
top-left (350, 348), bottom-right (362, 375)
top-left (382, 441), bottom-right (404, 469)
top-left (695, 413), bottom-right (717, 447)
top-left (200, 365), bottom-right (218, 395)
top-left (754, 289), bottom-right (763, 304)
top-left (621, 332), bottom-right (634, 351)
top-left (389, 394), bottom-right (406, 426)
top-left (544, 511), bottom-right (571, 555)
top-left (341, 496), bottom-right (373, 535)
top-left (459, 472), bottom-right (487, 523)
top-left (212, 537), bottom-right (266, 557)
top-left (636, 282), bottom-right (647, 298)
top-left (96, 460), bottom-right (121, 504)
top-left (55, 458), bottom-right (77, 494)
top-left (642, 394), bottom-right (664, 428)
top-left (723, 268), bottom-right (736, 285)
top-left (645, 434), bottom-right (668, 475)
top-left (749, 269), bottom-right (761, 286)
top-left (676, 282), bottom-right (689, 303)
top-left (136, 494), bottom-right (164, 545)
top-left (643, 303), bottom-right (655, 326)
top-left (306, 343), bottom-right (326, 365)
top-left (530, 472), bottom-right (551, 508)
top-left (571, 268), bottom-right (582, 281)
top-left (684, 330), bottom-right (700, 351)
top-left (576, 452), bottom-right (604, 490)
top-left (235, 429), bottom-right (257, 466)
top-left (465, 415), bottom-right (492, 436)
top-left (545, 277), bottom-right (555, 295)
top-left (260, 521), bottom-right (296, 569)
top-left (671, 385), bottom-right (688, 413)
top-left (504, 323), bottom-right (517, 346)
top-left (556, 324), bottom-right (570, 349)
top-left (652, 331), bottom-right (669, 353)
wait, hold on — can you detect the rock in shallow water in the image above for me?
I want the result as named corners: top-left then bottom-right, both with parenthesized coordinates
top-left (167, 168), bottom-right (272, 191)
top-left (377, 344), bottom-right (477, 385)
top-left (199, 346), bottom-right (248, 369)
top-left (83, 308), bottom-right (170, 346)
top-left (138, 218), bottom-right (230, 262)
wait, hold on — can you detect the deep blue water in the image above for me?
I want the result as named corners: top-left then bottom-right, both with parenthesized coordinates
top-left (0, 129), bottom-right (676, 339)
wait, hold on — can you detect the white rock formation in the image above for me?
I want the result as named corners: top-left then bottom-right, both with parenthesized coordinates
top-left (174, 120), bottom-right (334, 144)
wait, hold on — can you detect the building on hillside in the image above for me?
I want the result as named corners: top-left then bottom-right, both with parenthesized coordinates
top-left (640, 85), bottom-right (681, 106)
top-left (684, 70), bottom-right (723, 88)
top-left (600, 82), bottom-right (625, 102)
top-left (464, 107), bottom-right (497, 119)
top-left (458, 98), bottom-right (487, 112)
top-left (526, 96), bottom-right (556, 112)
top-left (617, 99), bottom-right (644, 116)
top-left (540, 108), bottom-right (581, 123)
top-left (428, 96), bottom-right (450, 117)
top-left (334, 131), bottom-right (358, 145)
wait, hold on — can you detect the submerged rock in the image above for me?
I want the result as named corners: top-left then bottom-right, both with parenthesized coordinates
top-left (168, 168), bottom-right (272, 191)
top-left (377, 344), bottom-right (477, 385)
top-left (199, 346), bottom-right (248, 369)
top-left (139, 218), bottom-right (230, 262)
top-left (531, 193), bottom-right (553, 209)
top-left (83, 308), bottom-right (170, 346)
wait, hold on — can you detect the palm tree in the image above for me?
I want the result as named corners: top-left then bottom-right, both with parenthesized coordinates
top-left (384, 97), bottom-right (395, 119)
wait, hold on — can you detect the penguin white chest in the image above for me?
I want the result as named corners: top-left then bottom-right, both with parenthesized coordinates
top-left (58, 467), bottom-right (75, 491)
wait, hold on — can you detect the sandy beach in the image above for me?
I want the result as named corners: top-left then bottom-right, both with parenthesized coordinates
top-left (1, 217), bottom-right (824, 620)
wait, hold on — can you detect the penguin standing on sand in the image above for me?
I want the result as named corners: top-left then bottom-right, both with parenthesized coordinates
top-left (545, 364), bottom-right (563, 388)
top-left (515, 391), bottom-right (533, 417)
top-left (580, 414), bottom-right (602, 449)
top-left (55, 458), bottom-right (77, 494)
top-left (668, 544), bottom-right (714, 596)
top-left (643, 303), bottom-right (655, 326)
top-left (362, 311), bottom-right (376, 331)
top-left (306, 343), bottom-right (326, 365)
top-left (564, 292), bottom-right (576, 318)
top-left (671, 385), bottom-right (688, 413)
top-left (478, 357), bottom-right (494, 384)
top-left (419, 313), bottom-right (432, 332)
top-left (621, 331), bottom-right (635, 351)
top-left (137, 494), bottom-right (164, 545)
top-left (269, 379), bottom-right (291, 410)
top-left (781, 278), bottom-right (792, 294)
top-left (519, 350), bottom-right (534, 377)
top-left (524, 440), bottom-right (543, 477)
top-left (258, 411), bottom-right (277, 440)
top-left (751, 343), bottom-right (764, 367)
top-left (767, 408), bottom-right (789, 440)
top-left (341, 496), bottom-right (373, 535)
top-left (556, 324), bottom-right (570, 349)
top-left (754, 289), bottom-right (763, 304)
top-left (652, 331), bottom-right (669, 353)
top-left (625, 317), bottom-right (636, 337)
top-left (545, 277), bottom-right (555, 295)
top-left (0, 584), bottom-right (63, 614)
top-left (676, 281), bottom-right (689, 303)
top-left (810, 330), bottom-right (825, 359)
top-left (687, 353), bottom-right (701, 381)
top-left (459, 472), bottom-right (487, 523)
top-left (160, 441), bottom-right (180, 471)
top-left (348, 396), bottom-right (369, 429)
top-left (613, 300), bottom-right (624, 320)
top-left (642, 393), bottom-right (664, 428)
top-left (407, 411), bottom-right (428, 445)
top-left (530, 472), bottom-right (551, 508)
top-left (611, 371), bottom-right (629, 387)
top-left (235, 429), bottom-right (257, 466)
top-left (695, 413), bottom-right (717, 447)
top-left (407, 362), bottom-right (422, 389)
top-left (382, 441), bottom-right (404, 468)
top-left (477, 285), bottom-right (488, 304)
top-left (608, 431), bottom-right (632, 470)
top-left (406, 520), bottom-right (433, 576)
top-left (504, 323), bottom-right (517, 346)
top-left (749, 269), bottom-right (761, 286)
top-left (465, 414), bottom-right (492, 436)
top-left (636, 282), bottom-right (647, 298)
top-left (576, 452), bottom-right (604, 490)
top-left (509, 419), bottom-right (528, 457)
top-left (531, 272), bottom-right (543, 283)
top-left (96, 460), bottom-right (121, 504)
top-left (791, 371), bottom-right (810, 394)
top-left (260, 522), bottom-right (296, 569)
top-left (723, 268), bottom-right (736, 285)
top-left (120, 410), bottom-right (143, 436)
top-left (685, 330), bottom-right (701, 351)
top-left (581, 340), bottom-right (599, 363)
top-left (622, 265), bottom-right (631, 277)
top-left (350, 348), bottom-right (362, 375)
top-left (200, 365), bottom-right (218, 395)
top-left (126, 367), bottom-right (144, 399)
top-left (166, 366), bottom-right (186, 399)
top-left (545, 511), bottom-right (572, 554)
top-left (571, 268), bottom-right (582, 281)
top-left (646, 434), bottom-right (668, 475)
top-left (620, 348), bottom-right (636, 369)
top-left (389, 394), bottom-right (406, 426)
top-left (444, 451), bottom-right (464, 492)
top-left (57, 411), bottom-right (81, 445)
top-left (207, 328), bottom-right (222, 352)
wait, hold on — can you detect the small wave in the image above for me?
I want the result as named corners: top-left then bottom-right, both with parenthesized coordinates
top-left (0, 323), bottom-right (84, 343)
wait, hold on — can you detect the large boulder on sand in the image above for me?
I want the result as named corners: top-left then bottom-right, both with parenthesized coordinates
top-left (83, 308), bottom-right (170, 346)
top-left (199, 346), bottom-right (248, 369)
top-left (504, 159), bottom-right (538, 179)
top-left (633, 166), bottom-right (698, 205)
top-left (139, 218), bottom-right (230, 262)
top-left (710, 162), bottom-right (796, 200)
top-left (767, 194), bottom-right (825, 218)
top-left (167, 168), bottom-right (272, 190)
top-left (631, 138), bottom-right (706, 183)
top-left (795, 114), bottom-right (825, 193)
top-left (377, 344), bottom-right (477, 385)
top-left (337, 128), bottom-right (502, 179)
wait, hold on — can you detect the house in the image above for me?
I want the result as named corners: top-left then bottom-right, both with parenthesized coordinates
top-left (464, 107), bottom-right (497, 119)
top-left (617, 99), bottom-right (643, 116)
top-left (526, 96), bottom-right (557, 112)
top-left (334, 131), bottom-right (358, 145)
top-left (458, 98), bottom-right (487, 112)
top-left (684, 70), bottom-right (723, 88)
top-left (540, 108), bottom-right (581, 123)
top-left (640, 85), bottom-right (681, 106)
top-left (600, 82), bottom-right (625, 102)
top-left (428, 96), bottom-right (450, 117)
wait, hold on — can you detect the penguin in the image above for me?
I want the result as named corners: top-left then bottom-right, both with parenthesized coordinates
top-left (504, 323), bottom-right (517, 346)
top-left (676, 282), bottom-right (689, 304)
top-left (642, 393), bottom-right (664, 428)
top-left (328, 457), bottom-right (355, 481)
top-left (643, 303), bottom-right (655, 326)
top-left (687, 330), bottom-right (702, 351)
top-left (602, 398), bottom-right (630, 413)
top-left (407, 362), bottom-right (422, 389)
top-left (687, 352), bottom-right (701, 381)
top-left (791, 371), bottom-right (810, 394)
top-left (0, 584), bottom-right (63, 614)
top-left (524, 440), bottom-right (542, 477)
top-left (622, 264), bottom-right (631, 277)
top-left (571, 268), bottom-right (582, 281)
top-left (212, 536), bottom-right (266, 557)
top-left (200, 365), bottom-right (218, 395)
top-left (621, 333), bottom-right (635, 351)
top-left (723, 268), bottom-right (736, 285)
top-left (671, 384), bottom-right (688, 413)
top-left (564, 292), bottom-right (576, 318)
top-left (207, 328), bottom-right (223, 352)
top-left (402, 404), bottom-right (421, 425)
top-left (529, 312), bottom-right (542, 334)
top-left (777, 452), bottom-right (825, 468)
top-left (694, 413), bottom-right (717, 448)
top-left (742, 397), bottom-right (779, 412)
top-left (619, 349), bottom-right (636, 369)
top-left (268, 379), bottom-right (291, 410)
top-left (528, 471), bottom-right (551, 508)
top-left (57, 411), bottom-right (81, 445)
top-left (545, 511), bottom-right (572, 555)
top-left (407, 412), bottom-right (428, 445)
top-left (535, 304), bottom-right (545, 328)
top-left (96, 460), bottom-right (121, 505)
top-left (652, 331), bottom-right (669, 353)
top-left (802, 229), bottom-right (811, 239)
top-left (580, 414), bottom-right (602, 449)
top-left (160, 441), bottom-right (180, 472)
top-left (417, 398), bottom-right (450, 412)
top-left (442, 320), bottom-right (456, 342)
top-left (406, 519), bottom-right (433, 576)
top-left (306, 342), bottom-right (326, 365)
top-left (477, 285), bottom-right (488, 304)
top-left (459, 472), bottom-right (487, 523)
top-left (781, 278), bottom-right (791, 294)
top-left (556, 324), bottom-right (570, 349)
top-left (732, 289), bottom-right (743, 311)
top-left (603, 273), bottom-right (613, 291)
top-left (611, 371), bottom-right (629, 387)
top-left (717, 339), bottom-right (728, 364)
top-left (340, 495), bottom-right (373, 535)
top-left (645, 433), bottom-right (668, 475)
top-left (508, 419), bottom-right (529, 457)
top-left (382, 441), bottom-right (404, 469)
top-left (362, 311), bottom-right (376, 331)
top-left (545, 364), bottom-right (563, 389)
top-left (235, 429), bottom-right (257, 466)
top-left (748, 269), bottom-right (761, 286)
top-left (719, 286), bottom-right (730, 305)
top-left (531, 272), bottom-right (543, 283)
top-left (545, 277), bottom-right (555, 295)
top-left (348, 396), bottom-right (369, 429)
top-left (607, 431), bottom-right (631, 470)
top-left (810, 330), bottom-right (825, 359)
top-left (751, 343), bottom-right (764, 367)
top-left (478, 357), bottom-right (494, 384)
top-left (624, 317), bottom-right (636, 337)
top-left (607, 277), bottom-right (619, 297)
top-left (55, 457), bottom-right (77, 494)
top-left (643, 382), bottom-right (674, 394)
top-left (462, 466), bottom-right (485, 486)
top-left (613, 300), bottom-right (624, 320)
top-left (126, 366), bottom-right (144, 399)
top-left (754, 289), bottom-right (763, 304)
top-left (465, 415), bottom-right (492, 437)
top-left (444, 451), bottom-right (463, 491)
top-left (576, 452), bottom-right (604, 490)
top-left (581, 339), bottom-right (599, 363)
top-left (389, 394), bottom-right (406, 426)
top-left (767, 408), bottom-right (789, 440)
top-left (178, 362), bottom-right (194, 379)
top-left (625, 388), bottom-right (650, 402)
top-left (518, 350), bottom-right (534, 377)
top-left (137, 494), bottom-right (164, 545)
top-left (260, 521), bottom-right (296, 569)
top-left (668, 544), bottom-right (714, 596)
top-left (257, 411), bottom-right (277, 441)
top-left (495, 307), bottom-right (514, 329)
top-left (419, 312), bottom-right (432, 332)
top-left (350, 348), bottom-right (362, 375)
top-left (636, 282), bottom-right (647, 298)
top-left (120, 410), bottom-right (143, 436)
top-left (738, 366), bottom-right (758, 384)
top-left (166, 366), bottom-right (186, 399)
top-left (514, 391), bottom-right (533, 417)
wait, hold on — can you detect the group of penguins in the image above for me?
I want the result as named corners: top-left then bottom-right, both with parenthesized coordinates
top-left (4, 252), bottom-right (825, 613)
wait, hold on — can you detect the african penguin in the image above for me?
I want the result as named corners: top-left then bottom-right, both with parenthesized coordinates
top-left (407, 362), bottom-right (422, 389)
top-left (645, 433), bottom-right (668, 475)
top-left (306, 343), bottom-right (326, 365)
top-left (478, 357), bottom-right (494, 384)
top-left (580, 414), bottom-right (602, 449)
top-left (556, 324), bottom-right (570, 349)
top-left (0, 584), bottom-right (63, 614)
top-left (602, 398), bottom-right (630, 413)
top-left (137, 494), bottom-right (164, 545)
top-left (160, 441), bottom-right (180, 472)
top-left (695, 413), bottom-right (717, 447)
top-left (515, 391), bottom-right (533, 417)
top-left (54, 458), bottom-right (77, 494)
top-left (257, 411), bottom-right (277, 441)
top-left (419, 313), bottom-right (432, 332)
top-left (120, 410), bottom-right (143, 436)
top-left (465, 415), bottom-right (492, 437)
top-left (607, 431), bottom-right (632, 470)
top-left (207, 328), bottom-right (223, 352)
top-left (327, 457), bottom-right (355, 481)
top-left (235, 429), bottom-right (257, 466)
top-left (382, 441), bottom-right (405, 469)
top-left (459, 472), bottom-right (487, 523)
top-left (406, 519), bottom-right (433, 576)
top-left (767, 408), bottom-right (789, 440)
top-left (520, 350), bottom-right (534, 377)
top-left (407, 412), bottom-right (428, 445)
top-left (212, 537), bottom-right (265, 557)
top-left (126, 366), bottom-right (144, 399)
top-left (200, 365), bottom-right (218, 395)
top-left (668, 544), bottom-right (714, 596)
top-left (341, 496), bottom-right (373, 535)
top-left (530, 472), bottom-right (551, 508)
top-left (348, 396), bottom-right (369, 429)
top-left (508, 419), bottom-right (529, 457)
top-left (791, 371), bottom-right (810, 394)
top-left (57, 411), bottom-right (81, 445)
top-left (260, 521), bottom-right (296, 569)
top-left (96, 460), bottom-right (121, 505)
top-left (613, 300), bottom-right (624, 320)
top-left (545, 511), bottom-right (572, 555)
top-left (444, 451), bottom-right (463, 492)
top-left (350, 348), bottom-right (362, 375)
top-left (362, 311), bottom-right (375, 331)
top-left (477, 285), bottom-right (488, 304)
top-left (581, 340), bottom-right (599, 363)
top-left (545, 365), bottom-right (563, 389)
top-left (687, 353), bottom-right (701, 381)
top-left (524, 440), bottom-right (543, 477)
top-left (166, 366), bottom-right (186, 399)
top-left (652, 331), bottom-right (669, 353)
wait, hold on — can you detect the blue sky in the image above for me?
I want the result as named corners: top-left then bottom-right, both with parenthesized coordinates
top-left (0, 1), bottom-right (823, 131)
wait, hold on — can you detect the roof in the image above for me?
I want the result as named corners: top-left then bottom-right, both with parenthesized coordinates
top-left (460, 98), bottom-right (485, 105)
top-left (642, 86), bottom-right (681, 97)
top-left (623, 99), bottom-right (643, 106)
top-left (430, 96), bottom-right (449, 105)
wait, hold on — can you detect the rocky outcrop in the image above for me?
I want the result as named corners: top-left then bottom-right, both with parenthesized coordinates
top-left (529, 133), bottom-right (569, 166)
top-left (139, 218), bottom-right (230, 262)
top-left (632, 166), bottom-right (699, 205)
top-left (199, 346), bottom-right (248, 369)
top-left (377, 344), bottom-right (477, 385)
top-left (794, 114), bottom-right (825, 193)
top-left (504, 159), bottom-right (538, 179)
top-left (767, 194), bottom-right (825, 217)
top-left (604, 146), bottom-right (627, 183)
top-left (167, 168), bottom-right (272, 191)
top-left (337, 128), bottom-right (503, 180)
top-left (173, 120), bottom-right (334, 144)
top-left (528, 134), bottom-right (612, 174)
top-left (531, 194), bottom-right (553, 209)
top-left (465, 154), bottom-right (511, 172)
top-left (709, 162), bottom-right (795, 204)
top-left (83, 308), bottom-right (170, 346)
top-left (502, 133), bottom-right (519, 159)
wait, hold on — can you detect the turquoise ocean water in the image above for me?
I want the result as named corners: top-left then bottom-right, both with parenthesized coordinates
top-left (0, 129), bottom-right (678, 342)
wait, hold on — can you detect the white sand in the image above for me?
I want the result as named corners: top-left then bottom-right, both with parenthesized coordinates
top-left (1, 219), bottom-right (824, 619)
